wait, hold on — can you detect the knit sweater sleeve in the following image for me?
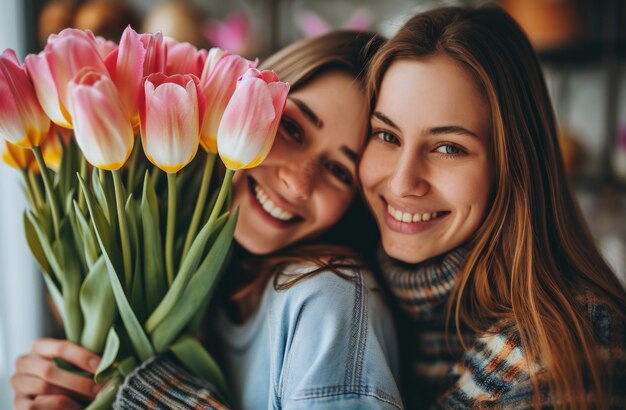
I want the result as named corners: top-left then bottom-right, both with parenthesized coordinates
top-left (114, 355), bottom-right (230, 410)
top-left (434, 298), bottom-right (626, 409)
top-left (433, 321), bottom-right (538, 409)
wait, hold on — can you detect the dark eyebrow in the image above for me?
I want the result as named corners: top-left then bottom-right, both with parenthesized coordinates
top-left (374, 111), bottom-right (478, 139)
top-left (290, 97), bottom-right (323, 129)
top-left (340, 146), bottom-right (358, 164)
top-left (372, 111), bottom-right (399, 131)
top-left (428, 126), bottom-right (478, 138)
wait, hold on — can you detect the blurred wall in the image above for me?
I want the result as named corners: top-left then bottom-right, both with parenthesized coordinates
top-left (0, 1), bottom-right (44, 407)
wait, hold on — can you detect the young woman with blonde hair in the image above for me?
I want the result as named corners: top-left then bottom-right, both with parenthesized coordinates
top-left (11, 31), bottom-right (403, 410)
top-left (360, 5), bottom-right (626, 409)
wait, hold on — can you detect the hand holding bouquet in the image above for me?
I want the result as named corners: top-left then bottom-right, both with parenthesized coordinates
top-left (1, 26), bottom-right (288, 408)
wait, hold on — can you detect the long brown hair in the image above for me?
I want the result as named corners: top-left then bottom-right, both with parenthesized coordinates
top-left (229, 31), bottom-right (385, 314)
top-left (366, 6), bottom-right (626, 409)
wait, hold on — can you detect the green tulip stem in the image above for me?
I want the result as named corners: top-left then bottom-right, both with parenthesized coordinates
top-left (78, 155), bottom-right (88, 212)
top-left (24, 168), bottom-right (43, 210)
top-left (32, 145), bottom-right (60, 238)
top-left (181, 152), bottom-right (216, 261)
top-left (112, 169), bottom-right (132, 290)
top-left (20, 168), bottom-right (35, 208)
top-left (207, 169), bottom-right (234, 228)
top-left (127, 138), bottom-right (140, 194)
top-left (165, 172), bottom-right (177, 286)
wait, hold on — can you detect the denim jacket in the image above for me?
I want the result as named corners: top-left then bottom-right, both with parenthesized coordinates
top-left (216, 264), bottom-right (403, 409)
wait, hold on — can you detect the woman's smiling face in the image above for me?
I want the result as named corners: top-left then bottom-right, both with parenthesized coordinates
top-left (360, 55), bottom-right (493, 264)
top-left (231, 70), bottom-right (368, 254)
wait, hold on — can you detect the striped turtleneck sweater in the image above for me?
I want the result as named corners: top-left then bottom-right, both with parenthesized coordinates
top-left (377, 246), bottom-right (626, 409)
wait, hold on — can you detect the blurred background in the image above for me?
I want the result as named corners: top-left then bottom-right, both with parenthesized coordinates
top-left (1, 0), bottom-right (625, 406)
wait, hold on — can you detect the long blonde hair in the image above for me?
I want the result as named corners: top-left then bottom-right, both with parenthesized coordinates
top-left (229, 31), bottom-right (385, 312)
top-left (367, 6), bottom-right (626, 409)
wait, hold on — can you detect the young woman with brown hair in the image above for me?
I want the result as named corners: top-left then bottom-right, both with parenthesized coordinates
top-left (11, 31), bottom-right (403, 410)
top-left (360, 5), bottom-right (626, 409)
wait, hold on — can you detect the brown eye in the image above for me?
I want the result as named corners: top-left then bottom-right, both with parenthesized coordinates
top-left (324, 161), bottom-right (353, 186)
top-left (280, 117), bottom-right (304, 143)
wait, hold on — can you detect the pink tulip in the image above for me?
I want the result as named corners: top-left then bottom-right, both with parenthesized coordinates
top-left (39, 125), bottom-right (68, 173)
top-left (94, 36), bottom-right (119, 59)
top-left (0, 49), bottom-right (51, 148)
top-left (2, 140), bottom-right (35, 170)
top-left (68, 69), bottom-right (134, 170)
top-left (24, 51), bottom-right (69, 128)
top-left (103, 27), bottom-right (168, 128)
top-left (164, 37), bottom-right (207, 77)
top-left (140, 32), bottom-right (167, 77)
top-left (102, 27), bottom-right (146, 127)
top-left (139, 73), bottom-right (203, 173)
top-left (1, 131), bottom-right (62, 173)
top-left (104, 26), bottom-right (144, 121)
top-left (217, 68), bottom-right (289, 170)
top-left (199, 50), bottom-right (256, 152)
top-left (202, 47), bottom-right (228, 78)
top-left (26, 28), bottom-right (108, 128)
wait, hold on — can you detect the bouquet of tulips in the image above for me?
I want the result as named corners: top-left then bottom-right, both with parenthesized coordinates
top-left (0, 26), bottom-right (288, 408)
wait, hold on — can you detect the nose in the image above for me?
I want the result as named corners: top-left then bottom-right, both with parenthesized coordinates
top-left (278, 161), bottom-right (316, 200)
top-left (388, 154), bottom-right (430, 198)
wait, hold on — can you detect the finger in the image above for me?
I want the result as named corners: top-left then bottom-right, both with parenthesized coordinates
top-left (31, 394), bottom-right (83, 410)
top-left (14, 394), bottom-right (33, 410)
top-left (31, 338), bottom-right (100, 373)
top-left (10, 373), bottom-right (77, 398)
top-left (14, 354), bottom-right (99, 399)
top-left (14, 353), bottom-right (49, 375)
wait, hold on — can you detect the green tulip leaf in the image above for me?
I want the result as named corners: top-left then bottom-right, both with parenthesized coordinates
top-left (23, 211), bottom-right (51, 276)
top-left (36, 202), bottom-right (54, 239)
top-left (185, 292), bottom-right (211, 336)
top-left (78, 174), bottom-right (115, 262)
top-left (91, 171), bottom-right (113, 226)
top-left (42, 274), bottom-right (66, 324)
top-left (26, 211), bottom-right (64, 288)
top-left (145, 212), bottom-right (228, 333)
top-left (58, 137), bottom-right (79, 197)
top-left (125, 195), bottom-right (146, 321)
top-left (140, 173), bottom-right (167, 315)
top-left (125, 196), bottom-right (139, 264)
top-left (53, 357), bottom-right (92, 377)
top-left (151, 210), bottom-right (237, 352)
top-left (169, 335), bottom-right (230, 398)
top-left (80, 256), bottom-right (116, 353)
top-left (55, 218), bottom-right (84, 343)
top-left (79, 175), bottom-right (154, 362)
top-left (202, 185), bottom-right (220, 226)
top-left (67, 201), bottom-right (88, 271)
top-left (64, 188), bottom-right (76, 216)
top-left (95, 327), bottom-right (120, 384)
top-left (72, 201), bottom-right (99, 268)
top-left (85, 375), bottom-right (122, 410)
top-left (143, 171), bottom-right (160, 224)
top-left (116, 356), bottom-right (138, 377)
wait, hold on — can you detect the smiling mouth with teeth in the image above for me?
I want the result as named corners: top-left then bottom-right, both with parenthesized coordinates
top-left (252, 180), bottom-right (297, 222)
top-left (386, 204), bottom-right (446, 223)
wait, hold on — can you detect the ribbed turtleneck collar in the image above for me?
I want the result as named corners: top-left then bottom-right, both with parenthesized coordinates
top-left (377, 245), bottom-right (469, 320)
